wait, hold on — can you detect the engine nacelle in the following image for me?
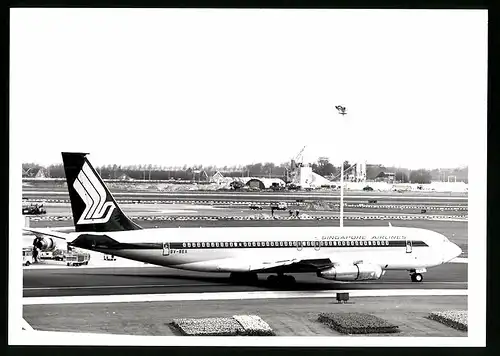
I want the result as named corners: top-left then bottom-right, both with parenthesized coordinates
top-left (317, 263), bottom-right (383, 281)
top-left (33, 236), bottom-right (56, 252)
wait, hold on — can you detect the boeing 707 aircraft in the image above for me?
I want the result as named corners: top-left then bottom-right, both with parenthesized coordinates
top-left (24, 152), bottom-right (462, 284)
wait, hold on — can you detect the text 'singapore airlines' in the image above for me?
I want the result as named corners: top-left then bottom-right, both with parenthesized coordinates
top-left (24, 152), bottom-right (462, 284)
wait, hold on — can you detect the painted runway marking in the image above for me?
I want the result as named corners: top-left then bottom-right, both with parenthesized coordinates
top-left (22, 281), bottom-right (467, 291)
top-left (21, 318), bottom-right (34, 331)
top-left (23, 289), bottom-right (467, 305)
top-left (23, 283), bottom-right (218, 290)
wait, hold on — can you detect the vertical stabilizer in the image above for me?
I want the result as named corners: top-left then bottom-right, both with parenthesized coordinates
top-left (61, 152), bottom-right (142, 232)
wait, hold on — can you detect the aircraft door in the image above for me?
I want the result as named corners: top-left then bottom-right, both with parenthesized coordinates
top-left (406, 240), bottom-right (412, 253)
top-left (163, 242), bottom-right (170, 256)
top-left (314, 238), bottom-right (321, 251)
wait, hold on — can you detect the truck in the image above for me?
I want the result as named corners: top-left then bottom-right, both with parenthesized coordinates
top-left (64, 252), bottom-right (91, 266)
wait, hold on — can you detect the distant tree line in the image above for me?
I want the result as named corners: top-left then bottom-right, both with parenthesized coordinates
top-left (21, 159), bottom-right (467, 184)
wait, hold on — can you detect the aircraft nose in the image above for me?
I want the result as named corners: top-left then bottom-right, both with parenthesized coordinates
top-left (443, 241), bottom-right (462, 263)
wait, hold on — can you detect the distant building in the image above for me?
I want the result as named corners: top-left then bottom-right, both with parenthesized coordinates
top-left (210, 171), bottom-right (225, 184)
top-left (35, 168), bottom-right (48, 178)
top-left (118, 173), bottom-right (133, 181)
top-left (246, 178), bottom-right (286, 190)
top-left (374, 171), bottom-right (396, 183)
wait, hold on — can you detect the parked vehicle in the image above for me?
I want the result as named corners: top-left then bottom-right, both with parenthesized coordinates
top-left (22, 247), bottom-right (32, 266)
top-left (104, 254), bottom-right (116, 261)
top-left (249, 204), bottom-right (263, 210)
top-left (271, 202), bottom-right (288, 211)
top-left (22, 204), bottom-right (46, 215)
top-left (64, 252), bottom-right (90, 266)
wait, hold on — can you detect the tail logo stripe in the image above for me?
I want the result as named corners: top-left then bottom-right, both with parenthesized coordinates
top-left (81, 165), bottom-right (101, 218)
top-left (74, 162), bottom-right (116, 224)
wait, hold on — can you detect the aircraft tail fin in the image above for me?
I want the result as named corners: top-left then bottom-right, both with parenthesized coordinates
top-left (61, 152), bottom-right (142, 232)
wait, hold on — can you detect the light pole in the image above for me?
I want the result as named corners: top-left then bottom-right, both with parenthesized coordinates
top-left (335, 105), bottom-right (347, 227)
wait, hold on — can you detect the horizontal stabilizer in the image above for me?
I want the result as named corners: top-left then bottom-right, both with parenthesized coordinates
top-left (23, 228), bottom-right (69, 241)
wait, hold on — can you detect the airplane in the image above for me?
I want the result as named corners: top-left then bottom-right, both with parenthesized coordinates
top-left (23, 152), bottom-right (462, 285)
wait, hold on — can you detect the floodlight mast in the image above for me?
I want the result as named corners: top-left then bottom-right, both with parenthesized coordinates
top-left (335, 105), bottom-right (347, 227)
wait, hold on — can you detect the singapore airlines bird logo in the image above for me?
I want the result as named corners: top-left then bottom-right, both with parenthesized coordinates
top-left (335, 105), bottom-right (347, 115)
top-left (73, 162), bottom-right (116, 224)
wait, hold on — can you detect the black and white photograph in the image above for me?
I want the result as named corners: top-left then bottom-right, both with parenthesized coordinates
top-left (9, 8), bottom-right (487, 346)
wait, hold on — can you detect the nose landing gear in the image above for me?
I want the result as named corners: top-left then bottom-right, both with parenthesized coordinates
top-left (409, 268), bottom-right (426, 283)
top-left (410, 273), bottom-right (423, 282)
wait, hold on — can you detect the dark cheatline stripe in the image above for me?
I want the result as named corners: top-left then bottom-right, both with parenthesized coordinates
top-left (70, 234), bottom-right (428, 251)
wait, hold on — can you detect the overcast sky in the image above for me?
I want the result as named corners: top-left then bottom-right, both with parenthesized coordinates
top-left (10, 9), bottom-right (487, 169)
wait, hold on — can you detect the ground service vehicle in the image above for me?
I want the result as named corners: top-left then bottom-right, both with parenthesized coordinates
top-left (104, 254), bottom-right (116, 261)
top-left (64, 252), bottom-right (90, 266)
top-left (271, 202), bottom-right (288, 210)
top-left (22, 247), bottom-right (32, 266)
top-left (22, 204), bottom-right (46, 215)
top-left (249, 204), bottom-right (263, 210)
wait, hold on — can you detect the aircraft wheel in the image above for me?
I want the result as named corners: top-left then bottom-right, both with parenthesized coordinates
top-left (230, 272), bottom-right (258, 284)
top-left (284, 275), bottom-right (296, 284)
top-left (267, 275), bottom-right (277, 283)
top-left (25, 261), bottom-right (30, 266)
top-left (413, 273), bottom-right (423, 282)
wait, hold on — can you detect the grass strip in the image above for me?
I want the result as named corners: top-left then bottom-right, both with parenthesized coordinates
top-left (318, 312), bottom-right (400, 334)
top-left (427, 310), bottom-right (467, 331)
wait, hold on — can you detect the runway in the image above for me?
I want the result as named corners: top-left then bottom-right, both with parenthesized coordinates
top-left (33, 203), bottom-right (467, 220)
top-left (23, 190), bottom-right (468, 206)
top-left (23, 263), bottom-right (467, 298)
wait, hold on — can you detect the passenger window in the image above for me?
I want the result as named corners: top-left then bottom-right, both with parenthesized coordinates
top-left (368, 241), bottom-right (371, 246)
top-left (210, 242), bottom-right (214, 248)
top-left (252, 242), bottom-right (256, 247)
top-left (215, 242), bottom-right (219, 247)
top-left (297, 241), bottom-right (302, 247)
top-left (266, 241), bottom-right (270, 247)
top-left (341, 241), bottom-right (345, 246)
top-left (229, 242), bottom-right (233, 247)
top-left (202, 242), bottom-right (205, 248)
top-left (270, 241), bottom-right (274, 247)
top-left (279, 241), bottom-right (283, 247)
top-left (243, 242), bottom-right (247, 247)
top-left (196, 242), bottom-right (200, 248)
top-left (224, 242), bottom-right (228, 247)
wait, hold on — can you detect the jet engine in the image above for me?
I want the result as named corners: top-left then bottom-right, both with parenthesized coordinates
top-left (32, 236), bottom-right (57, 252)
top-left (317, 263), bottom-right (383, 281)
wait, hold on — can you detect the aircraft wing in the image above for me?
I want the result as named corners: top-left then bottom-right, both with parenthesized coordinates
top-left (22, 228), bottom-right (69, 241)
top-left (215, 256), bottom-right (333, 273)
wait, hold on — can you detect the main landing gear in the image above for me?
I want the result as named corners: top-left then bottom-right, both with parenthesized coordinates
top-left (229, 272), bottom-right (258, 284)
top-left (409, 268), bottom-right (426, 283)
top-left (267, 273), bottom-right (296, 286)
